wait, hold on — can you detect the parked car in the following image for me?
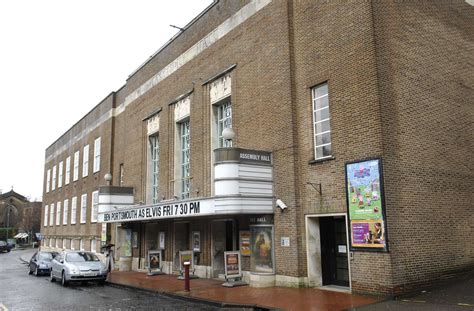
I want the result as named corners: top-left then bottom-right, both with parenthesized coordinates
top-left (0, 241), bottom-right (12, 253)
top-left (50, 251), bottom-right (107, 286)
top-left (28, 251), bottom-right (55, 276)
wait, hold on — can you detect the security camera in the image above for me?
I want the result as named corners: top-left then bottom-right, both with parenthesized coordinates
top-left (276, 199), bottom-right (287, 210)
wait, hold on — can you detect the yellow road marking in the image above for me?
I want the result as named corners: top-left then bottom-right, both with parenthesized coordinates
top-left (458, 303), bottom-right (474, 307)
top-left (0, 303), bottom-right (9, 311)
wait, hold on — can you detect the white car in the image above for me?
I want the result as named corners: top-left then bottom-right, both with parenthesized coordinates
top-left (50, 251), bottom-right (107, 286)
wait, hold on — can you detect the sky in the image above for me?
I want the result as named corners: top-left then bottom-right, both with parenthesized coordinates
top-left (0, 0), bottom-right (213, 202)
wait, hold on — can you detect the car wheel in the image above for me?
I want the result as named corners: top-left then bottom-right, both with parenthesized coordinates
top-left (61, 272), bottom-right (68, 287)
top-left (50, 270), bottom-right (56, 282)
top-left (34, 267), bottom-right (39, 276)
top-left (98, 280), bottom-right (106, 286)
top-left (28, 265), bottom-right (33, 275)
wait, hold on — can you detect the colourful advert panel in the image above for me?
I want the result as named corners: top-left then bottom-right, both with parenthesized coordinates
top-left (346, 158), bottom-right (388, 251)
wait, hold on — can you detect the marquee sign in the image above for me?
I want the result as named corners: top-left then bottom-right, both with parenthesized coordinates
top-left (99, 200), bottom-right (214, 223)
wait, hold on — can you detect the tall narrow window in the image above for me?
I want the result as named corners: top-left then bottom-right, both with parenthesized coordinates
top-left (149, 135), bottom-right (160, 203)
top-left (58, 161), bottom-right (63, 188)
top-left (73, 151), bottom-right (80, 181)
top-left (179, 120), bottom-right (190, 199)
top-left (63, 199), bottom-right (69, 225)
top-left (91, 191), bottom-right (98, 223)
top-left (56, 201), bottom-right (61, 226)
top-left (65, 156), bottom-right (71, 185)
top-left (80, 239), bottom-right (84, 251)
top-left (312, 82), bottom-right (332, 160)
top-left (52, 165), bottom-right (57, 191)
top-left (217, 101), bottom-right (232, 147)
top-left (93, 137), bottom-right (101, 173)
top-left (82, 145), bottom-right (89, 178)
top-left (80, 194), bottom-right (87, 224)
top-left (71, 197), bottom-right (77, 224)
top-left (46, 169), bottom-right (51, 193)
top-left (44, 205), bottom-right (49, 227)
top-left (119, 163), bottom-right (124, 186)
top-left (49, 203), bottom-right (54, 227)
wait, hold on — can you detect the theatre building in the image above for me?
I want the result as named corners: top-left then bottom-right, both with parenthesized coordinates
top-left (41, 0), bottom-right (473, 294)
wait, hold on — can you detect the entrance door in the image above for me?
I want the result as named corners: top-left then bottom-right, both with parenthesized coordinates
top-left (320, 216), bottom-right (349, 287)
top-left (211, 220), bottom-right (234, 278)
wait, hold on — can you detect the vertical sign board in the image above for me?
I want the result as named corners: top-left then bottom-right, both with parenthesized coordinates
top-left (148, 250), bottom-right (162, 273)
top-left (179, 250), bottom-right (194, 272)
top-left (239, 231), bottom-right (251, 256)
top-left (224, 251), bottom-right (242, 280)
top-left (192, 231), bottom-right (200, 252)
top-left (159, 232), bottom-right (165, 250)
top-left (345, 158), bottom-right (389, 252)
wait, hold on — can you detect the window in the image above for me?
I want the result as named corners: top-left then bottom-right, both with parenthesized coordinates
top-left (80, 194), bottom-right (87, 224)
top-left (73, 151), bottom-right (80, 181)
top-left (217, 100), bottom-right (232, 147)
top-left (63, 199), bottom-right (69, 225)
top-left (58, 161), bottom-right (63, 188)
top-left (52, 165), bottom-right (57, 191)
top-left (71, 239), bottom-right (75, 250)
top-left (49, 203), bottom-right (54, 227)
top-left (179, 120), bottom-right (190, 199)
top-left (56, 201), bottom-right (61, 226)
top-left (149, 135), bottom-right (160, 203)
top-left (91, 239), bottom-right (97, 253)
top-left (44, 205), bottom-right (48, 227)
top-left (80, 239), bottom-right (84, 251)
top-left (63, 239), bottom-right (67, 249)
top-left (82, 145), bottom-right (89, 177)
top-left (46, 169), bottom-right (51, 193)
top-left (93, 137), bottom-right (101, 173)
top-left (91, 191), bottom-right (98, 223)
top-left (55, 239), bottom-right (59, 249)
top-left (312, 82), bottom-right (332, 159)
top-left (49, 239), bottom-right (53, 247)
top-left (119, 163), bottom-right (124, 186)
top-left (65, 156), bottom-right (71, 185)
top-left (71, 196), bottom-right (77, 225)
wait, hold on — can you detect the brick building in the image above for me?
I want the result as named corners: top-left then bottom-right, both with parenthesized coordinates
top-left (41, 0), bottom-right (473, 295)
top-left (1, 190), bottom-right (42, 241)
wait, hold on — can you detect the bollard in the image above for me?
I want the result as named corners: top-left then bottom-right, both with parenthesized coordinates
top-left (184, 261), bottom-right (191, 291)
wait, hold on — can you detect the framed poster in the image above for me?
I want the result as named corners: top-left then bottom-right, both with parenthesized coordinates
top-left (239, 231), bottom-right (251, 256)
top-left (250, 225), bottom-right (274, 273)
top-left (132, 232), bottom-right (138, 248)
top-left (345, 158), bottom-right (389, 252)
top-left (224, 251), bottom-right (241, 279)
top-left (122, 229), bottom-right (132, 256)
top-left (179, 250), bottom-right (194, 272)
top-left (159, 232), bottom-right (165, 250)
top-left (192, 231), bottom-right (200, 252)
top-left (148, 250), bottom-right (162, 272)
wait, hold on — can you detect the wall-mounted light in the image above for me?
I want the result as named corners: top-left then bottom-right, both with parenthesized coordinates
top-left (104, 173), bottom-right (112, 185)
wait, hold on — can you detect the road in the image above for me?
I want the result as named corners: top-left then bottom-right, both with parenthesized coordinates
top-left (0, 248), bottom-right (233, 310)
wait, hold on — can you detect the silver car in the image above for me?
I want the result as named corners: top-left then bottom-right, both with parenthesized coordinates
top-left (50, 251), bottom-right (107, 286)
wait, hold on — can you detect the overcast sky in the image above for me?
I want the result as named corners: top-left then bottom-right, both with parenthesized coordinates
top-left (0, 0), bottom-right (213, 201)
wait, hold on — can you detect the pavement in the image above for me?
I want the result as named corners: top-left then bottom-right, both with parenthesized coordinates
top-left (17, 250), bottom-right (474, 310)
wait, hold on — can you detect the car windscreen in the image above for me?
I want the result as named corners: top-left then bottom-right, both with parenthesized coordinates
top-left (0, 241), bottom-right (6, 246)
top-left (38, 253), bottom-right (53, 261)
top-left (66, 252), bottom-right (100, 262)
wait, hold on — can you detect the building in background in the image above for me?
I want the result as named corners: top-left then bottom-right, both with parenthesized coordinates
top-left (0, 189), bottom-right (42, 242)
top-left (41, 0), bottom-right (473, 295)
